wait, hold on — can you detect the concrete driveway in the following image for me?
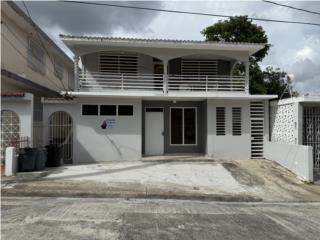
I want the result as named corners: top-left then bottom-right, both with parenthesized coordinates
top-left (2, 159), bottom-right (320, 202)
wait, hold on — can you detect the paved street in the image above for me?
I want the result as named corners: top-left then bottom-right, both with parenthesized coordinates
top-left (2, 197), bottom-right (320, 240)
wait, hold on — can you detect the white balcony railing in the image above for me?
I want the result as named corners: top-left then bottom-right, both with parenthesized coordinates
top-left (79, 72), bottom-right (246, 93)
top-left (80, 72), bottom-right (163, 91)
top-left (168, 75), bottom-right (245, 92)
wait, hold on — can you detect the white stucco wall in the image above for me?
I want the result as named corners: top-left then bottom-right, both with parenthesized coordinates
top-left (265, 141), bottom-right (313, 182)
top-left (207, 100), bottom-right (251, 160)
top-left (43, 97), bottom-right (142, 163)
top-left (1, 95), bottom-right (34, 144)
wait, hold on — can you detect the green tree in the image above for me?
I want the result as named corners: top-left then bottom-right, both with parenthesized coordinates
top-left (201, 16), bottom-right (270, 63)
top-left (263, 67), bottom-right (298, 98)
top-left (202, 16), bottom-right (296, 97)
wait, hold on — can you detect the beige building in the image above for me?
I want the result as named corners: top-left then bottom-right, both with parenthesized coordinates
top-left (1, 1), bottom-right (74, 160)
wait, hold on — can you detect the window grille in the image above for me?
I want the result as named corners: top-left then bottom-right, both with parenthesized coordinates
top-left (181, 59), bottom-right (217, 76)
top-left (232, 107), bottom-right (242, 136)
top-left (48, 111), bottom-right (73, 164)
top-left (0, 110), bottom-right (20, 161)
top-left (216, 107), bottom-right (225, 136)
top-left (303, 107), bottom-right (320, 169)
top-left (99, 53), bottom-right (138, 74)
top-left (250, 101), bottom-right (265, 158)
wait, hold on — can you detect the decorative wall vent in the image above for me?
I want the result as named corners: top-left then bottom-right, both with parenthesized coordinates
top-left (270, 103), bottom-right (295, 144)
top-left (216, 107), bottom-right (225, 136)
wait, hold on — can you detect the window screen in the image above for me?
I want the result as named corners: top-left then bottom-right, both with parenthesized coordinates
top-left (232, 107), bottom-right (242, 136)
top-left (100, 105), bottom-right (116, 116)
top-left (118, 105), bottom-right (133, 116)
top-left (216, 107), bottom-right (225, 136)
top-left (82, 105), bottom-right (98, 115)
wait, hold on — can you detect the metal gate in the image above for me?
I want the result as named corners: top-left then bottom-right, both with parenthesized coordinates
top-left (1, 110), bottom-right (20, 161)
top-left (48, 111), bottom-right (73, 164)
top-left (250, 101), bottom-right (265, 159)
top-left (303, 107), bottom-right (320, 169)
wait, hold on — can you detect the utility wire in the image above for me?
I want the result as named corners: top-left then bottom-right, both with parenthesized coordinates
top-left (62, 0), bottom-right (320, 26)
top-left (22, 1), bottom-right (68, 91)
top-left (262, 0), bottom-right (320, 16)
top-left (1, 33), bottom-right (65, 92)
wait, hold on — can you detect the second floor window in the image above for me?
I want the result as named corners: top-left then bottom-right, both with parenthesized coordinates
top-left (181, 58), bottom-right (218, 76)
top-left (99, 53), bottom-right (138, 74)
top-left (27, 38), bottom-right (46, 75)
top-left (53, 60), bottom-right (64, 80)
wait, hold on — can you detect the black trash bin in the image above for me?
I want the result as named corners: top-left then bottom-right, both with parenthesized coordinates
top-left (46, 144), bottom-right (62, 167)
top-left (19, 147), bottom-right (37, 172)
top-left (35, 148), bottom-right (47, 171)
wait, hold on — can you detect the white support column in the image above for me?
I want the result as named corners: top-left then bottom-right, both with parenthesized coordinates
top-left (163, 60), bottom-right (168, 93)
top-left (245, 61), bottom-right (249, 94)
top-left (74, 55), bottom-right (79, 91)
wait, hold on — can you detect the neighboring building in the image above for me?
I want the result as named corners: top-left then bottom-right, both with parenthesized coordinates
top-left (1, 1), bottom-right (74, 160)
top-left (266, 96), bottom-right (320, 181)
top-left (43, 35), bottom-right (277, 164)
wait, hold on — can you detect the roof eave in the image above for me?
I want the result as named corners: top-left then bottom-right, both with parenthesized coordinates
top-left (60, 36), bottom-right (265, 55)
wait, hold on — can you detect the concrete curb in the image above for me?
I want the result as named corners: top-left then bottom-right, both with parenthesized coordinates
top-left (1, 190), bottom-right (262, 202)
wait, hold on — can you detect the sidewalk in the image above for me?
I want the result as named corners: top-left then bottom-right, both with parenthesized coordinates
top-left (2, 160), bottom-right (320, 202)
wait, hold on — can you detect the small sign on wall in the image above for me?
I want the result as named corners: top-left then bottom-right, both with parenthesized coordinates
top-left (101, 118), bottom-right (116, 129)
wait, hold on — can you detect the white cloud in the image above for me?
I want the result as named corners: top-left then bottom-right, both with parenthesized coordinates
top-left (295, 46), bottom-right (313, 61)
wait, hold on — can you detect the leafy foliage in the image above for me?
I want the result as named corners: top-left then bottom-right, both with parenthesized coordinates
top-left (202, 16), bottom-right (297, 98)
top-left (202, 16), bottom-right (270, 63)
top-left (263, 67), bottom-right (298, 98)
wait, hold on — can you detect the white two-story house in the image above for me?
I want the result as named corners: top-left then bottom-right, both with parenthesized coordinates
top-left (43, 35), bottom-right (277, 163)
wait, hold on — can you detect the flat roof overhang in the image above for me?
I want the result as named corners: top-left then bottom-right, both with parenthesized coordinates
top-left (61, 91), bottom-right (277, 101)
top-left (60, 35), bottom-right (265, 61)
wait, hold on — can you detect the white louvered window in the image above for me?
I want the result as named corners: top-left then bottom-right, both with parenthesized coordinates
top-left (216, 107), bottom-right (225, 136)
top-left (181, 59), bottom-right (217, 76)
top-left (28, 38), bottom-right (46, 75)
top-left (232, 107), bottom-right (242, 136)
top-left (99, 53), bottom-right (138, 74)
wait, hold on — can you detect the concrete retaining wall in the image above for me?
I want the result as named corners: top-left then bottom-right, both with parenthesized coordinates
top-left (265, 141), bottom-right (313, 182)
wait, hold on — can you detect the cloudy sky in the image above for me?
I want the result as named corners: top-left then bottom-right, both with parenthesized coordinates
top-left (16, 1), bottom-right (320, 94)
